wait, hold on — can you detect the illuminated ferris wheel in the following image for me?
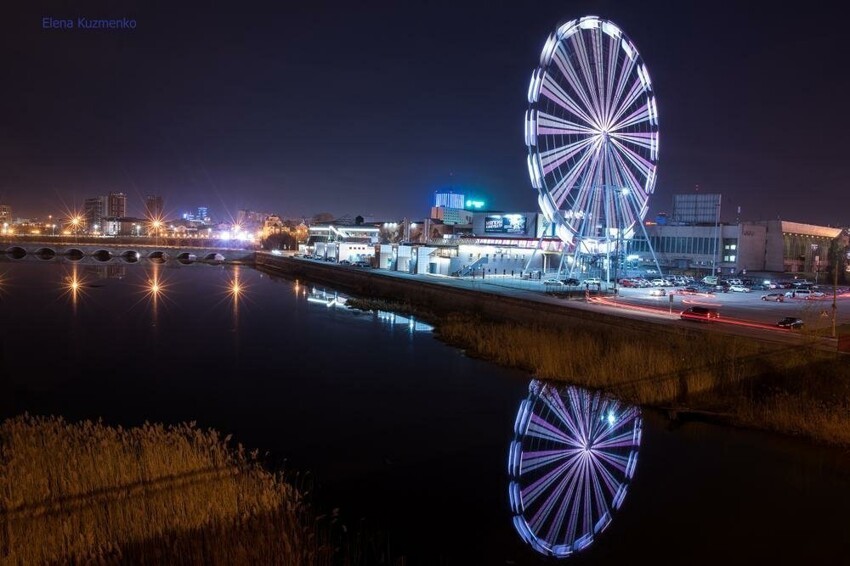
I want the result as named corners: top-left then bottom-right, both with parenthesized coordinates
top-left (508, 380), bottom-right (642, 558)
top-left (525, 16), bottom-right (659, 268)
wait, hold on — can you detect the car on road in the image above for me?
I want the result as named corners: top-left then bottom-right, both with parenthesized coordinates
top-left (777, 317), bottom-right (804, 329)
top-left (649, 288), bottom-right (666, 296)
top-left (729, 285), bottom-right (751, 293)
top-left (677, 286), bottom-right (701, 295)
top-left (761, 293), bottom-right (785, 302)
top-left (562, 277), bottom-right (580, 286)
top-left (680, 306), bottom-right (720, 322)
top-left (583, 278), bottom-right (602, 285)
top-left (543, 278), bottom-right (564, 286)
top-left (785, 289), bottom-right (825, 299)
top-left (339, 259), bottom-right (351, 265)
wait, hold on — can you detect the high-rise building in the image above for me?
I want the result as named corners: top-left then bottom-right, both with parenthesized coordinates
top-left (0, 204), bottom-right (11, 225)
top-left (84, 196), bottom-right (105, 231)
top-left (434, 189), bottom-right (465, 209)
top-left (145, 195), bottom-right (164, 220)
top-left (672, 193), bottom-right (721, 225)
top-left (197, 206), bottom-right (208, 222)
top-left (107, 192), bottom-right (127, 218)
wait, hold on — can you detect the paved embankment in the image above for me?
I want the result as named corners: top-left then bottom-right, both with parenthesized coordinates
top-left (255, 253), bottom-right (700, 338)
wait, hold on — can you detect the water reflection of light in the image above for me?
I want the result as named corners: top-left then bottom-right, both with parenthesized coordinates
top-left (303, 288), bottom-right (433, 333)
top-left (376, 310), bottom-right (433, 333)
top-left (508, 380), bottom-right (642, 558)
top-left (306, 288), bottom-right (347, 308)
top-left (61, 265), bottom-right (87, 309)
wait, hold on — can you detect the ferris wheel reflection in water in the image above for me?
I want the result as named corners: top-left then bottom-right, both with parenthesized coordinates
top-left (508, 380), bottom-right (642, 558)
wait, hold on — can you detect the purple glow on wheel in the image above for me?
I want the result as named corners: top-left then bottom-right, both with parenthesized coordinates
top-left (508, 380), bottom-right (642, 558)
top-left (526, 16), bottom-right (658, 247)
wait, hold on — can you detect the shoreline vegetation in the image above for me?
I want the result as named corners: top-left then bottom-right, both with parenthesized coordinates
top-left (0, 415), bottom-right (386, 565)
top-left (345, 297), bottom-right (850, 447)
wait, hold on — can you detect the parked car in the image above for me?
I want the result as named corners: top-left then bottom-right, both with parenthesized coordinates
top-left (761, 293), bottom-right (785, 302)
top-left (777, 317), bottom-right (804, 329)
top-left (729, 285), bottom-right (751, 293)
top-left (680, 306), bottom-right (720, 322)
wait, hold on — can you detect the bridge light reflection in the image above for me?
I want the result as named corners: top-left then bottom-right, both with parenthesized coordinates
top-left (61, 265), bottom-right (87, 312)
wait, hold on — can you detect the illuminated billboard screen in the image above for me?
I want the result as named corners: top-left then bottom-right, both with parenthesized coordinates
top-left (484, 214), bottom-right (527, 235)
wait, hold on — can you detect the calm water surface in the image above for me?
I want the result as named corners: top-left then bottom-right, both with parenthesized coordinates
top-left (1, 259), bottom-right (849, 564)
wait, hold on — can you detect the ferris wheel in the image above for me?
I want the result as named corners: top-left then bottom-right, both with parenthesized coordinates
top-left (525, 16), bottom-right (659, 261)
top-left (508, 380), bottom-right (642, 558)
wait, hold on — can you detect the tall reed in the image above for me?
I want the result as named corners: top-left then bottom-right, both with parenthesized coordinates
top-left (0, 415), bottom-right (326, 564)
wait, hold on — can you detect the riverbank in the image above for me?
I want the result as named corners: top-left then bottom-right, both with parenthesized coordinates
top-left (258, 256), bottom-right (850, 444)
top-left (344, 300), bottom-right (850, 447)
top-left (0, 415), bottom-right (376, 564)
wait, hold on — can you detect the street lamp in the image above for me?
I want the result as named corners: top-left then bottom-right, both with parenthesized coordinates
top-left (71, 216), bottom-right (81, 242)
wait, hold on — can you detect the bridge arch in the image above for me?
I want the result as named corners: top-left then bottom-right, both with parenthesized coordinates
top-left (34, 247), bottom-right (57, 260)
top-left (66, 248), bottom-right (84, 260)
top-left (92, 249), bottom-right (113, 262)
top-left (6, 246), bottom-right (26, 259)
top-left (120, 250), bottom-right (140, 263)
top-left (147, 250), bottom-right (168, 262)
top-left (176, 252), bottom-right (197, 264)
top-left (203, 252), bottom-right (225, 263)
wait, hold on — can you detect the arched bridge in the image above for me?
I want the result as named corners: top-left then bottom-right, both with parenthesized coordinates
top-left (1, 239), bottom-right (255, 264)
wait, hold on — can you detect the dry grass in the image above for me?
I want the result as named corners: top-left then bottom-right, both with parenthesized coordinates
top-left (430, 313), bottom-right (850, 446)
top-left (0, 415), bottom-right (329, 564)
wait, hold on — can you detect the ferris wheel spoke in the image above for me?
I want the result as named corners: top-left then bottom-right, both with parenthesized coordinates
top-left (528, 460), bottom-right (580, 536)
top-left (610, 103), bottom-right (651, 132)
top-left (590, 29), bottom-right (608, 126)
top-left (602, 34), bottom-right (620, 126)
top-left (540, 136), bottom-right (596, 175)
top-left (569, 32), bottom-right (604, 127)
top-left (593, 428), bottom-right (641, 452)
top-left (550, 145), bottom-right (597, 207)
top-left (522, 448), bottom-right (582, 473)
top-left (591, 451), bottom-right (631, 478)
top-left (528, 413), bottom-right (583, 446)
top-left (541, 387), bottom-right (597, 448)
top-left (610, 131), bottom-right (654, 151)
top-left (608, 79), bottom-right (645, 127)
top-left (608, 147), bottom-right (649, 199)
top-left (610, 138), bottom-right (655, 179)
top-left (540, 70), bottom-right (599, 129)
top-left (607, 55), bottom-right (638, 126)
top-left (523, 454), bottom-right (583, 511)
top-left (537, 112), bottom-right (598, 136)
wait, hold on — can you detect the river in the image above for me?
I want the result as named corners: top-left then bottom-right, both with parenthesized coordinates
top-left (1, 259), bottom-right (848, 564)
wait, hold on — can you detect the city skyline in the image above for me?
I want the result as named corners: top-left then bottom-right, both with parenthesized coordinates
top-left (2, 1), bottom-right (848, 225)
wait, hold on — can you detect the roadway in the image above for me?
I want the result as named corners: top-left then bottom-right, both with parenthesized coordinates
top-left (281, 254), bottom-right (849, 350)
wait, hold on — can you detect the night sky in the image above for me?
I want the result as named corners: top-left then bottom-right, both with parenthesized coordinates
top-left (2, 1), bottom-right (848, 225)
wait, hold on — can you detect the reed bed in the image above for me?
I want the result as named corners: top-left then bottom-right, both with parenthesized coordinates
top-left (0, 415), bottom-right (327, 564)
top-left (432, 313), bottom-right (850, 445)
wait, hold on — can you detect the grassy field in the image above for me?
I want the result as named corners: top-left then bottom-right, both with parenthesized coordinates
top-left (347, 298), bottom-right (850, 447)
top-left (0, 415), bottom-right (388, 565)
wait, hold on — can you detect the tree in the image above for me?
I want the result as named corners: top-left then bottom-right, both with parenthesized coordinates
top-left (355, 215), bottom-right (364, 225)
top-left (827, 234), bottom-right (849, 285)
top-left (262, 232), bottom-right (297, 251)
